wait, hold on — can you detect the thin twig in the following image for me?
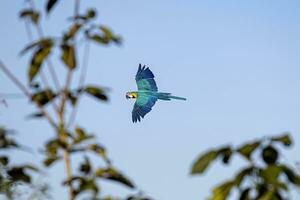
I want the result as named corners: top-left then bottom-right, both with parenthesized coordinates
top-left (28, 0), bottom-right (61, 91)
top-left (66, 41), bottom-right (90, 128)
top-left (0, 61), bottom-right (57, 128)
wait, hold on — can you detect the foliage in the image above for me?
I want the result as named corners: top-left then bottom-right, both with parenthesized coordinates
top-left (191, 133), bottom-right (300, 199)
top-left (0, 0), bottom-right (148, 199)
top-left (0, 127), bottom-right (46, 199)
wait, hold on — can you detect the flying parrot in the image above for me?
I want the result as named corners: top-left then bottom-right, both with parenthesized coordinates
top-left (126, 64), bottom-right (186, 123)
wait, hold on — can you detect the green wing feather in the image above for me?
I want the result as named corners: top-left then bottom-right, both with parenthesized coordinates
top-left (132, 93), bottom-right (157, 123)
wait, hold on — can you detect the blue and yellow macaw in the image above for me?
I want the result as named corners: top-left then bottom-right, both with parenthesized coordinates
top-left (126, 64), bottom-right (186, 123)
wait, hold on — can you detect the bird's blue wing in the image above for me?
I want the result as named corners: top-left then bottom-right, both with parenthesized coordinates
top-left (135, 64), bottom-right (158, 92)
top-left (132, 93), bottom-right (157, 123)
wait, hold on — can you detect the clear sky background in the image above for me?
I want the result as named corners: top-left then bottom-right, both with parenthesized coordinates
top-left (1, 0), bottom-right (300, 199)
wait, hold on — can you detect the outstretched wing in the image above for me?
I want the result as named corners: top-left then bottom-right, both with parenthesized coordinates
top-left (135, 64), bottom-right (158, 92)
top-left (132, 93), bottom-right (157, 123)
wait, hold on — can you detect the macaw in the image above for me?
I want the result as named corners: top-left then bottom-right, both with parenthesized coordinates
top-left (126, 64), bottom-right (186, 123)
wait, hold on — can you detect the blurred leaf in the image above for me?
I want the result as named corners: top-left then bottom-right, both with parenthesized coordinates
top-left (86, 9), bottom-right (96, 19)
top-left (237, 141), bottom-right (260, 160)
top-left (191, 150), bottom-right (218, 174)
top-left (73, 127), bottom-right (94, 145)
top-left (271, 134), bottom-right (292, 147)
top-left (79, 157), bottom-right (91, 175)
top-left (66, 91), bottom-right (78, 106)
top-left (235, 167), bottom-right (255, 186)
top-left (95, 167), bottom-right (135, 188)
top-left (218, 146), bottom-right (232, 164)
top-left (26, 112), bottom-right (44, 119)
top-left (257, 188), bottom-right (275, 200)
top-left (28, 43), bottom-right (53, 82)
top-left (20, 38), bottom-right (53, 55)
top-left (7, 167), bottom-right (31, 183)
top-left (0, 156), bottom-right (9, 166)
top-left (64, 23), bottom-right (82, 41)
top-left (31, 89), bottom-right (56, 106)
top-left (46, 0), bottom-right (59, 14)
top-left (19, 9), bottom-right (40, 24)
top-left (61, 44), bottom-right (76, 69)
top-left (281, 165), bottom-right (300, 186)
top-left (84, 86), bottom-right (108, 101)
top-left (262, 146), bottom-right (278, 165)
top-left (208, 180), bottom-right (234, 200)
top-left (259, 165), bottom-right (282, 184)
top-left (43, 156), bottom-right (61, 167)
top-left (239, 188), bottom-right (251, 200)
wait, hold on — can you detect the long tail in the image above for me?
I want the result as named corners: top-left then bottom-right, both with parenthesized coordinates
top-left (157, 92), bottom-right (187, 101)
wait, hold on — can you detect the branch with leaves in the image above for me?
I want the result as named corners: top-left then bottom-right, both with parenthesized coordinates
top-left (191, 133), bottom-right (300, 200)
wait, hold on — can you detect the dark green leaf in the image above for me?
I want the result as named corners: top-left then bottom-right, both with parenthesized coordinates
top-left (7, 167), bottom-right (31, 183)
top-left (218, 146), bottom-right (232, 164)
top-left (95, 167), bottom-right (135, 188)
top-left (281, 165), bottom-right (300, 186)
top-left (259, 165), bottom-right (282, 184)
top-left (43, 156), bottom-right (61, 167)
top-left (191, 150), bottom-right (218, 175)
top-left (271, 134), bottom-right (292, 147)
top-left (262, 146), bottom-right (278, 164)
top-left (29, 45), bottom-right (52, 82)
top-left (257, 188), bottom-right (275, 200)
top-left (46, 0), bottom-right (59, 13)
top-left (84, 86), bottom-right (108, 101)
top-left (19, 9), bottom-right (40, 24)
top-left (73, 127), bottom-right (94, 144)
top-left (79, 157), bottom-right (91, 175)
top-left (235, 167), bottom-right (255, 186)
top-left (20, 38), bottom-right (53, 55)
top-left (0, 156), bottom-right (9, 165)
top-left (31, 89), bottom-right (56, 106)
top-left (61, 44), bottom-right (76, 69)
top-left (237, 141), bottom-right (260, 160)
top-left (240, 188), bottom-right (251, 200)
top-left (86, 9), bottom-right (96, 19)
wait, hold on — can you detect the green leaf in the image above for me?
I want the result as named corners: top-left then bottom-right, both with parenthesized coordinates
top-left (79, 157), bottom-right (91, 175)
top-left (191, 150), bottom-right (218, 175)
top-left (29, 44), bottom-right (52, 82)
top-left (7, 167), bottom-right (31, 183)
top-left (0, 156), bottom-right (9, 165)
top-left (95, 167), bottom-right (135, 188)
top-left (31, 89), bottom-right (56, 106)
top-left (257, 188), bottom-right (275, 200)
top-left (20, 38), bottom-right (53, 55)
top-left (259, 165), bottom-right (282, 184)
top-left (86, 9), bottom-right (96, 19)
top-left (46, 0), bottom-right (59, 14)
top-left (64, 23), bottom-right (82, 41)
top-left (208, 180), bottom-right (235, 200)
top-left (43, 156), bottom-right (60, 167)
top-left (235, 167), bottom-right (255, 186)
top-left (281, 165), bottom-right (300, 186)
top-left (262, 146), bottom-right (278, 165)
top-left (237, 141), bottom-right (260, 160)
top-left (61, 44), bottom-right (76, 69)
top-left (271, 134), bottom-right (292, 147)
top-left (218, 146), bottom-right (232, 164)
top-left (73, 127), bottom-right (94, 144)
top-left (239, 188), bottom-right (251, 200)
top-left (19, 9), bottom-right (40, 24)
top-left (84, 86), bottom-right (108, 101)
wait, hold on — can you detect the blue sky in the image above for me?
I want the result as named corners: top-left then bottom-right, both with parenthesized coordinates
top-left (1, 0), bottom-right (300, 199)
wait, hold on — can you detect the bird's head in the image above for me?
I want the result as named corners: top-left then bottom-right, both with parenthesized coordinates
top-left (126, 92), bottom-right (137, 99)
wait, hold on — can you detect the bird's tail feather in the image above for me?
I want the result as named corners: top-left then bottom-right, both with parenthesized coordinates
top-left (157, 93), bottom-right (186, 101)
